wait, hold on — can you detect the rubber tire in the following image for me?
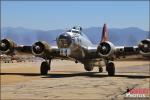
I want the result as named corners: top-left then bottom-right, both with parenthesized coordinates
top-left (84, 64), bottom-right (93, 71)
top-left (99, 67), bottom-right (103, 73)
top-left (40, 61), bottom-right (49, 75)
top-left (106, 62), bottom-right (115, 76)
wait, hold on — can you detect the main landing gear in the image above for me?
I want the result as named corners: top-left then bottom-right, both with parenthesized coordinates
top-left (40, 60), bottom-right (51, 75)
top-left (84, 64), bottom-right (94, 71)
top-left (98, 67), bottom-right (103, 73)
top-left (106, 62), bottom-right (115, 76)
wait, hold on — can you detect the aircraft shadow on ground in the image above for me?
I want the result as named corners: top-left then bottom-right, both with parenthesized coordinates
top-left (0, 72), bottom-right (149, 79)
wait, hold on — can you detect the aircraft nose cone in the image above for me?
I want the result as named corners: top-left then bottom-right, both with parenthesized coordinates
top-left (59, 34), bottom-right (71, 39)
top-left (57, 33), bottom-right (72, 48)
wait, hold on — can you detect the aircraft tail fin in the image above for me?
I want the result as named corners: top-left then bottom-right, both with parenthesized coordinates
top-left (100, 23), bottom-right (108, 43)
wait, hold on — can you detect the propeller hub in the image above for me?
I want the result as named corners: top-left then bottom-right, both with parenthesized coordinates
top-left (1, 43), bottom-right (6, 48)
top-left (35, 45), bottom-right (41, 51)
top-left (102, 46), bottom-right (107, 51)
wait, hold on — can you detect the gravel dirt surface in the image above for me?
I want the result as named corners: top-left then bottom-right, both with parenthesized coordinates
top-left (0, 60), bottom-right (150, 99)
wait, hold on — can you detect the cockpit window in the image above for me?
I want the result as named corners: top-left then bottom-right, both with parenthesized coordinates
top-left (72, 30), bottom-right (79, 34)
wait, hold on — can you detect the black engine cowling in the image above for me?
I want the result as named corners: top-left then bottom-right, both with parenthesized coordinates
top-left (97, 41), bottom-right (115, 58)
top-left (32, 41), bottom-right (52, 57)
top-left (138, 39), bottom-right (150, 56)
top-left (0, 39), bottom-right (16, 54)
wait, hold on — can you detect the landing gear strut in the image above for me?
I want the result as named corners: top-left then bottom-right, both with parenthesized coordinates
top-left (106, 62), bottom-right (115, 76)
top-left (40, 59), bottom-right (51, 75)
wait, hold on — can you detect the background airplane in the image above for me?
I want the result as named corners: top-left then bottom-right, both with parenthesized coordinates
top-left (0, 24), bottom-right (150, 76)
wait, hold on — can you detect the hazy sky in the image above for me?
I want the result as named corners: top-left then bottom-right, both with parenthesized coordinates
top-left (1, 1), bottom-right (149, 31)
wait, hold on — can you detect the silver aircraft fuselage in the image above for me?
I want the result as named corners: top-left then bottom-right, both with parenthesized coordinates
top-left (57, 28), bottom-right (98, 63)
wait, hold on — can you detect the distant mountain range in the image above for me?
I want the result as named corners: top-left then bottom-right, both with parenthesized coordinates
top-left (1, 27), bottom-right (149, 46)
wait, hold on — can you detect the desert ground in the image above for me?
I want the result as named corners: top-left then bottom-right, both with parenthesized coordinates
top-left (0, 60), bottom-right (150, 99)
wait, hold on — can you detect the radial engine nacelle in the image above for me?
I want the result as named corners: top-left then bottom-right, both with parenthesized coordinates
top-left (97, 41), bottom-right (115, 58)
top-left (32, 41), bottom-right (52, 57)
top-left (0, 39), bottom-right (16, 55)
top-left (138, 39), bottom-right (150, 56)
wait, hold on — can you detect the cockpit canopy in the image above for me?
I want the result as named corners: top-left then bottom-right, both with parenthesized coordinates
top-left (71, 29), bottom-right (80, 34)
top-left (72, 26), bottom-right (82, 31)
top-left (68, 26), bottom-right (82, 34)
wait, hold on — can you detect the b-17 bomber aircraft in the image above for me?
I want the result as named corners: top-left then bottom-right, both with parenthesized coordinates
top-left (0, 24), bottom-right (150, 76)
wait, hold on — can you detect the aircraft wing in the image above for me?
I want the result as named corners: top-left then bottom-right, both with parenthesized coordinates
top-left (97, 44), bottom-right (149, 60)
top-left (86, 24), bottom-right (150, 60)
top-left (84, 40), bottom-right (150, 61)
top-left (115, 40), bottom-right (150, 59)
top-left (0, 39), bottom-right (64, 59)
